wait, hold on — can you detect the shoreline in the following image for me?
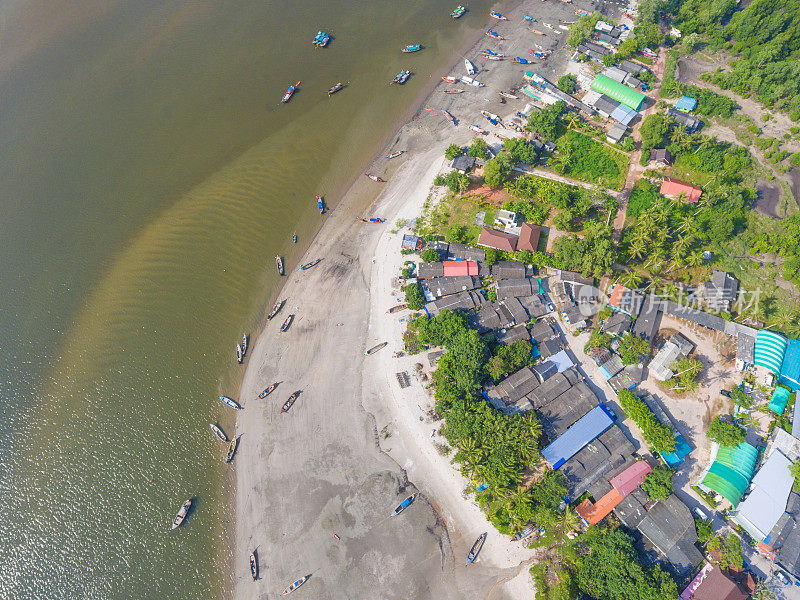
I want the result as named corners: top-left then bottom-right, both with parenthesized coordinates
top-left (231, 1), bottom-right (577, 597)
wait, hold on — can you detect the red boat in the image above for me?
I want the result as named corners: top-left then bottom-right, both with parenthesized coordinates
top-left (483, 53), bottom-right (504, 61)
top-left (365, 174), bottom-right (385, 182)
top-left (281, 81), bottom-right (301, 103)
top-left (442, 76), bottom-right (458, 83)
top-left (442, 110), bottom-right (456, 125)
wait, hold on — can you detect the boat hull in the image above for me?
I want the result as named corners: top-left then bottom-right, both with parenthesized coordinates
top-left (210, 423), bottom-right (228, 442)
top-left (466, 532), bottom-right (487, 564)
top-left (220, 396), bottom-right (243, 410)
top-left (171, 498), bottom-right (192, 530)
top-left (259, 383), bottom-right (278, 398)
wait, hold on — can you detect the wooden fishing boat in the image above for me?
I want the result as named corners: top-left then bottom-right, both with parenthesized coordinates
top-left (442, 110), bottom-right (456, 125)
top-left (281, 81), bottom-right (301, 103)
top-left (281, 390), bottom-right (301, 413)
top-left (469, 125), bottom-right (487, 134)
top-left (312, 30), bottom-right (330, 47)
top-left (460, 76), bottom-right (484, 87)
top-left (490, 11), bottom-right (508, 20)
top-left (281, 575), bottom-right (309, 595)
top-left (450, 5), bottom-right (466, 18)
top-left (485, 29), bottom-right (504, 40)
top-left (466, 532), bottom-right (487, 564)
top-left (276, 255), bottom-right (284, 276)
top-left (499, 91), bottom-right (519, 99)
top-left (386, 150), bottom-right (404, 159)
top-left (225, 435), bottom-right (240, 463)
top-left (316, 195), bottom-right (325, 214)
top-left (529, 28), bottom-right (546, 35)
top-left (513, 56), bottom-right (530, 64)
top-left (442, 75), bottom-right (458, 83)
top-left (464, 59), bottom-right (476, 75)
top-left (250, 550), bottom-right (258, 580)
top-left (402, 44), bottom-right (422, 53)
top-left (391, 493), bottom-right (417, 516)
top-left (326, 82), bottom-right (344, 96)
top-left (171, 498), bottom-right (192, 530)
top-left (483, 53), bottom-right (504, 61)
top-left (258, 382), bottom-right (279, 398)
top-left (365, 341), bottom-right (388, 355)
top-left (210, 423), bottom-right (228, 442)
top-left (390, 70), bottom-right (411, 84)
top-left (443, 89), bottom-right (464, 94)
top-left (301, 259), bottom-right (321, 270)
top-left (524, 14), bottom-right (536, 22)
top-left (365, 174), bottom-right (385, 182)
top-left (280, 314), bottom-right (294, 332)
top-left (292, 233), bottom-right (297, 243)
top-left (236, 343), bottom-right (243, 364)
top-left (220, 395), bottom-right (243, 410)
top-left (241, 333), bottom-right (248, 356)
top-left (267, 299), bottom-right (285, 320)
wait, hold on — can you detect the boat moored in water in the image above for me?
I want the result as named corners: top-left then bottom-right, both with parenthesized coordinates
top-left (464, 59), bottom-right (476, 75)
top-left (292, 232), bottom-right (297, 243)
top-left (241, 333), bottom-right (248, 356)
top-left (466, 532), bottom-right (487, 564)
top-left (268, 299), bottom-right (285, 320)
top-left (220, 395), bottom-right (243, 410)
top-left (390, 70), bottom-right (411, 84)
top-left (225, 435), bottom-right (240, 463)
top-left (386, 150), bottom-right (404, 159)
top-left (402, 44), bottom-right (422, 53)
top-left (312, 30), bottom-right (330, 47)
top-left (450, 5), bottom-right (466, 18)
top-left (281, 575), bottom-right (310, 595)
top-left (281, 81), bottom-right (301, 103)
top-left (391, 493), bottom-right (417, 516)
top-left (258, 382), bottom-right (279, 398)
top-left (490, 11), bottom-right (508, 20)
top-left (250, 550), bottom-right (258, 580)
top-left (236, 343), bottom-right (243, 364)
top-left (280, 314), bottom-right (294, 332)
top-left (281, 390), bottom-right (301, 413)
top-left (316, 194), bottom-right (325, 213)
top-left (326, 82), bottom-right (344, 96)
top-left (171, 498), bottom-right (192, 530)
top-left (365, 174), bottom-right (385, 182)
top-left (210, 423), bottom-right (228, 442)
top-left (276, 255), bottom-right (284, 276)
top-left (301, 259), bottom-right (321, 270)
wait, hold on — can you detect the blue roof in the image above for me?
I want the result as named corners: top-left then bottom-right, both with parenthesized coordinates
top-left (660, 433), bottom-right (692, 467)
top-left (542, 404), bottom-right (615, 469)
top-left (675, 95), bottom-right (697, 111)
top-left (779, 338), bottom-right (800, 391)
top-left (610, 103), bottom-right (637, 126)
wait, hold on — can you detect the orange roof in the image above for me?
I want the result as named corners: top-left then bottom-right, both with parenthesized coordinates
top-left (442, 260), bottom-right (478, 276)
top-left (660, 177), bottom-right (702, 203)
top-left (576, 488), bottom-right (623, 526)
top-left (477, 228), bottom-right (518, 252)
top-left (517, 222), bottom-right (542, 253)
top-left (608, 284), bottom-right (628, 309)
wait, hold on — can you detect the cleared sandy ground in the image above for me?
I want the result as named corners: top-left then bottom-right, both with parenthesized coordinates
top-left (233, 2), bottom-right (584, 598)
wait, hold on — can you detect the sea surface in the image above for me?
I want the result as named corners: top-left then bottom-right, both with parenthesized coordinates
top-left (0, 1), bottom-right (493, 598)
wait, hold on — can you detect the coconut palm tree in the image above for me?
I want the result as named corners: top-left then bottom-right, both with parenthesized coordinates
top-left (557, 508), bottom-right (580, 535)
top-left (629, 239), bottom-right (647, 261)
top-left (625, 270), bottom-right (644, 288)
top-left (687, 250), bottom-right (704, 268)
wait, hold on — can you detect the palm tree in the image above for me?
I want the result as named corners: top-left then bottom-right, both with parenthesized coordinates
top-left (557, 508), bottom-right (580, 535)
top-left (687, 250), bottom-right (704, 268)
top-left (772, 308), bottom-right (795, 333)
top-left (625, 270), bottom-right (644, 288)
top-left (629, 239), bottom-right (647, 261)
top-left (787, 311), bottom-right (800, 337)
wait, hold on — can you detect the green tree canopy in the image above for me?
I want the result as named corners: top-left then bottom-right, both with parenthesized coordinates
top-left (706, 416), bottom-right (746, 447)
top-left (526, 101), bottom-right (565, 140)
top-left (421, 248), bottom-right (440, 262)
top-left (404, 282), bottom-right (425, 310)
top-left (641, 465), bottom-right (674, 500)
top-left (445, 143), bottom-right (463, 160)
top-left (558, 74), bottom-right (577, 93)
top-left (468, 137), bottom-right (490, 159)
top-left (484, 152), bottom-right (515, 187)
top-left (617, 390), bottom-right (677, 453)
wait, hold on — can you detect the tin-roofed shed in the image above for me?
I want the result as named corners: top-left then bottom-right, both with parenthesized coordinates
top-left (542, 404), bottom-right (615, 469)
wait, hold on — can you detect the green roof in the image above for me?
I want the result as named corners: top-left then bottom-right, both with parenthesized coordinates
top-left (702, 442), bottom-right (758, 507)
top-left (590, 74), bottom-right (645, 110)
top-left (770, 386), bottom-right (791, 414)
top-left (754, 330), bottom-right (788, 374)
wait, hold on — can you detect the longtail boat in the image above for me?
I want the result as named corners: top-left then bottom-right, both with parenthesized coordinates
top-left (365, 174), bottom-right (384, 182)
top-left (312, 30), bottom-right (330, 47)
top-left (236, 343), bottom-right (243, 364)
top-left (529, 28), bottom-right (546, 35)
top-left (443, 89), bottom-right (464, 94)
top-left (281, 390), bottom-right (301, 413)
top-left (391, 493), bottom-right (417, 516)
top-left (466, 532), bottom-right (487, 564)
top-left (442, 110), bottom-right (456, 126)
top-left (485, 29), bottom-right (504, 40)
top-left (280, 314), bottom-right (294, 332)
top-left (250, 551), bottom-right (258, 580)
top-left (210, 423), bottom-right (228, 443)
top-left (386, 150), bottom-right (404, 159)
top-left (499, 91), bottom-right (519, 99)
top-left (220, 395), bottom-right (243, 410)
top-left (390, 70), bottom-right (411, 84)
top-left (267, 299), bottom-right (285, 320)
top-left (225, 435), bottom-right (240, 463)
top-left (316, 194), bottom-right (325, 213)
top-left (513, 57), bottom-right (530, 64)
top-left (241, 333), bottom-right (248, 356)
top-left (469, 125), bottom-right (487, 134)
top-left (450, 5), bottom-right (466, 18)
top-left (281, 575), bottom-right (310, 595)
top-left (402, 44), bottom-right (422, 53)
top-left (365, 342), bottom-right (388, 355)
top-left (281, 81), bottom-right (301, 103)
top-left (483, 53), bottom-right (503, 61)
top-left (301, 259), bottom-right (321, 270)
top-left (326, 82), bottom-right (344, 96)
top-left (276, 255), bottom-right (284, 276)
top-left (490, 11), bottom-right (508, 20)
top-left (524, 14), bottom-right (536, 22)
top-left (442, 75), bottom-right (458, 83)
top-left (258, 382), bottom-right (279, 398)
top-left (171, 498), bottom-right (192, 530)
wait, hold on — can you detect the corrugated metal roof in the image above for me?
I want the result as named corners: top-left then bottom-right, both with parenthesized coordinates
top-left (542, 404), bottom-right (615, 469)
top-left (609, 103), bottom-right (637, 126)
top-left (755, 330), bottom-right (788, 374)
top-left (611, 460), bottom-right (652, 496)
top-left (702, 442), bottom-right (758, 507)
top-left (735, 450), bottom-right (793, 541)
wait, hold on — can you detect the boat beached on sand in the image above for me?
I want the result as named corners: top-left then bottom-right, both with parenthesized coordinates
top-left (171, 498), bottom-right (192, 530)
top-left (490, 11), bottom-right (508, 20)
top-left (464, 59), bottom-right (476, 75)
top-left (280, 314), bottom-right (294, 332)
top-left (281, 390), bottom-right (301, 413)
top-left (220, 395), bottom-right (243, 410)
top-left (365, 174), bottom-right (384, 182)
top-left (250, 551), bottom-right (258, 580)
top-left (210, 423), bottom-right (228, 442)
top-left (225, 435), bottom-right (240, 463)
top-left (391, 493), bottom-right (417, 516)
top-left (386, 150), bottom-right (404, 159)
top-left (281, 575), bottom-right (310, 595)
top-left (485, 29), bottom-right (504, 40)
top-left (365, 341), bottom-right (388, 355)
top-left (442, 110), bottom-right (456, 126)
top-left (258, 382), bottom-right (279, 398)
top-left (460, 76), bottom-right (484, 87)
top-left (268, 299), bottom-right (285, 320)
top-left (443, 89), bottom-right (464, 94)
top-left (466, 532), bottom-right (487, 564)
top-left (301, 259), bottom-right (321, 270)
top-left (470, 125), bottom-right (487, 134)
top-left (442, 75), bottom-right (458, 83)
top-left (281, 81), bottom-right (301, 103)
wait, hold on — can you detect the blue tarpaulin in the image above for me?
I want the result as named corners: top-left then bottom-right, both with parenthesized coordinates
top-left (675, 95), bottom-right (697, 111)
top-left (660, 433), bottom-right (692, 467)
top-left (542, 404), bottom-right (615, 469)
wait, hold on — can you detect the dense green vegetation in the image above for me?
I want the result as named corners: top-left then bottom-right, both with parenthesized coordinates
top-left (707, 534), bottom-right (744, 571)
top-left (641, 465), bottom-right (675, 500)
top-left (553, 221), bottom-right (617, 278)
top-left (487, 340), bottom-right (535, 381)
top-left (404, 282), bottom-right (425, 310)
top-left (504, 137), bottom-right (542, 164)
top-left (557, 74), bottom-right (577, 94)
top-left (468, 137), bottom-right (490, 159)
top-left (695, 518), bottom-right (714, 543)
top-left (433, 170), bottom-right (470, 194)
top-left (527, 101), bottom-right (565, 141)
top-left (618, 390), bottom-right (677, 453)
top-left (566, 12), bottom-right (601, 46)
top-left (555, 131), bottom-right (629, 189)
top-left (618, 332), bottom-right (650, 365)
top-left (420, 248), bottom-right (440, 262)
top-left (484, 153), bottom-right (515, 187)
top-left (744, 214), bottom-right (800, 292)
top-left (706, 416), bottom-right (746, 447)
top-left (445, 144), bottom-right (463, 160)
top-left (664, 356), bottom-right (703, 392)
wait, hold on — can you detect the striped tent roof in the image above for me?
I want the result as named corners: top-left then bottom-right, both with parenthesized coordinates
top-left (702, 442), bottom-right (758, 507)
top-left (754, 330), bottom-right (788, 374)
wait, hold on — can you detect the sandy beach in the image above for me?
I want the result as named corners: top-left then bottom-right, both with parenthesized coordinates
top-left (234, 2), bottom-right (583, 598)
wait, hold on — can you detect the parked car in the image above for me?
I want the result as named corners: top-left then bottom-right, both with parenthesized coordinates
top-left (720, 389), bottom-right (732, 398)
top-left (775, 570), bottom-right (790, 585)
top-left (547, 303), bottom-right (555, 313)
top-left (693, 507), bottom-right (709, 521)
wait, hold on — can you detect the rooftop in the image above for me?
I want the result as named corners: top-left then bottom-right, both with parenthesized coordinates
top-left (660, 177), bottom-right (702, 203)
top-left (517, 222), bottom-right (542, 253)
top-left (477, 228), bottom-right (518, 252)
top-left (542, 404), bottom-right (615, 469)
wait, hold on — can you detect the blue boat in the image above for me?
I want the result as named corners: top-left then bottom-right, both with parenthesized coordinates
top-left (513, 57), bottom-right (530, 64)
top-left (316, 194), bottom-right (325, 213)
top-left (484, 48), bottom-right (498, 56)
top-left (402, 44), bottom-right (422, 53)
top-left (220, 395), bottom-right (243, 410)
top-left (485, 29), bottom-right (504, 40)
top-left (391, 70), bottom-right (411, 84)
top-left (523, 14), bottom-right (536, 22)
top-left (313, 30), bottom-right (330, 47)
top-left (391, 493), bottom-right (417, 516)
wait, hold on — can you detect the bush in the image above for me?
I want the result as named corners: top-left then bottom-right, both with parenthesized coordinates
top-left (641, 465), bottom-right (674, 500)
top-left (421, 248), bottom-right (440, 262)
top-left (404, 283), bottom-right (425, 310)
top-left (468, 138), bottom-right (490, 160)
top-left (791, 153), bottom-right (800, 167)
top-left (558, 74), bottom-right (577, 94)
top-left (618, 389), bottom-right (677, 453)
top-left (695, 518), bottom-right (714, 543)
top-left (706, 416), bottom-right (746, 447)
top-left (445, 144), bottom-right (463, 160)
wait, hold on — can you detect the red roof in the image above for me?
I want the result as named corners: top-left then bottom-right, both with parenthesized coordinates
top-left (442, 260), bottom-right (478, 276)
top-left (610, 460), bottom-right (652, 496)
top-left (517, 222), bottom-right (542, 253)
top-left (477, 228), bottom-right (518, 252)
top-left (660, 177), bottom-right (702, 203)
top-left (608, 284), bottom-right (628, 309)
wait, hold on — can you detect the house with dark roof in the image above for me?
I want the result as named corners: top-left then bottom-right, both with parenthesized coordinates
top-left (661, 177), bottom-right (702, 203)
top-left (702, 270), bottom-right (739, 313)
top-left (492, 261), bottom-right (526, 280)
top-left (519, 294), bottom-right (548, 318)
top-left (489, 366), bottom-right (540, 412)
top-left (608, 364), bottom-right (643, 392)
top-left (497, 278), bottom-right (534, 298)
top-left (667, 107), bottom-right (702, 133)
top-left (537, 337), bottom-right (564, 360)
top-left (620, 60), bottom-right (649, 76)
top-left (542, 404), bottom-right (616, 469)
top-left (538, 381), bottom-right (599, 440)
top-left (648, 148), bottom-right (673, 168)
top-left (477, 228), bottom-right (518, 252)
top-left (680, 563), bottom-right (748, 600)
top-left (633, 294), bottom-right (662, 344)
top-left (420, 276), bottom-right (480, 300)
top-left (530, 319), bottom-right (557, 344)
top-left (425, 240), bottom-right (449, 259)
top-left (426, 290), bottom-right (481, 316)
top-left (606, 122), bottom-right (628, 144)
top-left (447, 242), bottom-right (486, 262)
top-left (499, 297), bottom-right (528, 325)
top-left (533, 360), bottom-right (559, 382)
top-left (560, 424), bottom-right (635, 499)
top-left (527, 368), bottom-right (582, 409)
top-left (451, 154), bottom-right (476, 174)
top-left (601, 312), bottom-right (632, 336)
top-left (417, 261), bottom-right (445, 278)
top-left (496, 324), bottom-right (531, 346)
top-left (517, 222), bottom-right (542, 252)
top-left (471, 303), bottom-right (504, 332)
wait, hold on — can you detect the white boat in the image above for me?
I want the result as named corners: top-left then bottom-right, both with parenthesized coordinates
top-left (171, 498), bottom-right (192, 530)
top-left (460, 76), bottom-right (484, 87)
top-left (464, 59), bottom-right (476, 75)
top-left (219, 395), bottom-right (243, 410)
top-left (469, 125), bottom-right (487, 134)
